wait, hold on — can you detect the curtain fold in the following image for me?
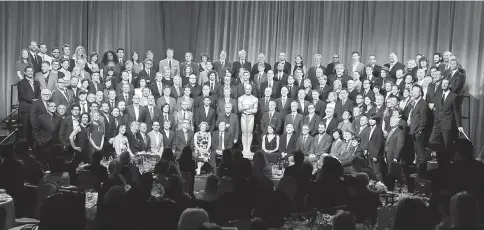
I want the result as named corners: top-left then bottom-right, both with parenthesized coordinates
top-left (1, 1), bottom-right (483, 153)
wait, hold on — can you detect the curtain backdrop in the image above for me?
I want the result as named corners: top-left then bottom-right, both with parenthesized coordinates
top-left (1, 1), bottom-right (484, 154)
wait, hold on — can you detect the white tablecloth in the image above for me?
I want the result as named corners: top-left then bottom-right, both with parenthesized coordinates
top-left (0, 194), bottom-right (15, 230)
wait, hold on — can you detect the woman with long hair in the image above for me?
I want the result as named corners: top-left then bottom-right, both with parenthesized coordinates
top-left (302, 78), bottom-right (313, 101)
top-left (112, 125), bottom-right (133, 157)
top-left (89, 111), bottom-right (105, 161)
top-left (196, 174), bottom-right (219, 201)
top-left (252, 150), bottom-right (274, 194)
top-left (166, 174), bottom-right (194, 210)
top-left (134, 78), bottom-right (148, 98)
top-left (131, 51), bottom-right (144, 74)
top-left (391, 196), bottom-right (431, 230)
top-left (101, 50), bottom-right (120, 76)
top-left (363, 96), bottom-right (374, 117)
top-left (262, 125), bottom-right (280, 163)
top-left (194, 122), bottom-right (211, 175)
top-left (326, 92), bottom-right (338, 110)
top-left (88, 52), bottom-right (100, 73)
top-left (199, 53), bottom-right (210, 72)
top-left (177, 146), bottom-right (197, 196)
top-left (71, 46), bottom-right (87, 70)
top-left (291, 55), bottom-right (307, 76)
top-left (182, 65), bottom-right (193, 86)
top-left (70, 113), bottom-right (91, 163)
top-left (16, 49), bottom-right (31, 80)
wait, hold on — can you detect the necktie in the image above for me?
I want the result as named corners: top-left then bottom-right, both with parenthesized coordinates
top-left (282, 99), bottom-right (286, 109)
top-left (111, 101), bottom-right (114, 108)
top-left (269, 112), bottom-right (272, 121)
top-left (442, 92), bottom-right (446, 105)
top-left (218, 133), bottom-right (223, 150)
top-left (303, 136), bottom-right (307, 145)
top-left (292, 114), bottom-right (295, 122)
top-left (169, 60), bottom-right (172, 70)
top-left (164, 114), bottom-right (168, 121)
top-left (241, 61), bottom-right (244, 66)
top-left (258, 74), bottom-right (261, 83)
top-left (150, 107), bottom-right (154, 119)
top-left (183, 111), bottom-right (187, 120)
top-left (269, 81), bottom-right (272, 88)
top-left (184, 131), bottom-right (188, 142)
top-left (124, 94), bottom-right (128, 102)
top-left (147, 69), bottom-right (150, 76)
top-left (265, 98), bottom-right (269, 107)
top-left (115, 118), bottom-right (118, 127)
top-left (211, 83), bottom-right (214, 92)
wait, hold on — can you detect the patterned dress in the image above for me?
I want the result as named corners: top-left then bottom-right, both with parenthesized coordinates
top-left (195, 131), bottom-right (210, 162)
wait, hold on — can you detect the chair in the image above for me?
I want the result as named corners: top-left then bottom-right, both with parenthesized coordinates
top-left (0, 206), bottom-right (6, 230)
top-left (38, 192), bottom-right (86, 230)
top-left (15, 182), bottom-right (58, 226)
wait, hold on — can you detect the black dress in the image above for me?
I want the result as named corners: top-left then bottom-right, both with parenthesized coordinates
top-left (76, 125), bottom-right (91, 163)
top-left (263, 135), bottom-right (280, 163)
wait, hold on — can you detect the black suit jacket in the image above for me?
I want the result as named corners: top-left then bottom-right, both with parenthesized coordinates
top-left (32, 114), bottom-right (62, 145)
top-left (127, 130), bottom-right (143, 154)
top-left (18, 79), bottom-right (41, 113)
top-left (58, 116), bottom-right (76, 147)
top-left (139, 69), bottom-right (156, 84)
top-left (211, 131), bottom-right (234, 152)
top-left (274, 61), bottom-right (291, 75)
top-left (435, 91), bottom-right (462, 130)
top-left (162, 129), bottom-right (176, 150)
top-left (29, 100), bottom-right (48, 132)
top-left (232, 61), bottom-right (252, 77)
top-left (321, 117), bottom-right (339, 135)
top-left (250, 62), bottom-right (271, 77)
top-left (448, 70), bottom-right (466, 96)
top-left (408, 98), bottom-right (428, 135)
top-left (385, 128), bottom-right (404, 161)
top-left (261, 111), bottom-right (283, 135)
top-left (325, 62), bottom-right (339, 76)
top-left (273, 72), bottom-right (289, 86)
top-left (276, 97), bottom-right (293, 116)
top-left (149, 81), bottom-right (165, 100)
top-left (384, 62), bottom-right (405, 80)
top-left (308, 65), bottom-right (327, 86)
top-left (259, 81), bottom-right (280, 99)
top-left (194, 106), bottom-right (216, 132)
top-left (279, 133), bottom-right (297, 156)
top-left (368, 125), bottom-right (384, 160)
top-left (29, 52), bottom-right (42, 73)
top-left (115, 93), bottom-right (134, 105)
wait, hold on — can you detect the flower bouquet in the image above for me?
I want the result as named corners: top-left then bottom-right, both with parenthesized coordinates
top-left (368, 180), bottom-right (388, 194)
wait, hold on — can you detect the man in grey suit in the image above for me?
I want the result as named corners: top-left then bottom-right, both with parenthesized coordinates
top-left (313, 122), bottom-right (333, 160)
top-left (174, 101), bottom-right (194, 131)
top-left (180, 52), bottom-right (200, 78)
top-left (385, 116), bottom-right (406, 190)
top-left (213, 50), bottom-right (232, 80)
top-left (173, 119), bottom-right (194, 157)
top-left (35, 61), bottom-right (58, 92)
top-left (51, 77), bottom-right (74, 112)
top-left (158, 48), bottom-right (180, 77)
top-left (295, 124), bottom-right (315, 161)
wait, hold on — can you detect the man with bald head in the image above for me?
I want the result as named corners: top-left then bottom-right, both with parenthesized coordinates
top-left (251, 53), bottom-right (271, 77)
top-left (384, 52), bottom-right (405, 80)
top-left (274, 52), bottom-right (291, 75)
top-left (308, 54), bottom-right (327, 86)
top-left (30, 88), bottom-right (52, 133)
top-left (232, 49), bottom-right (252, 77)
top-left (125, 94), bottom-right (147, 126)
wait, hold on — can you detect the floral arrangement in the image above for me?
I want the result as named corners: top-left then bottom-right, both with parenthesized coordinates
top-left (368, 180), bottom-right (388, 194)
top-left (282, 212), bottom-right (333, 230)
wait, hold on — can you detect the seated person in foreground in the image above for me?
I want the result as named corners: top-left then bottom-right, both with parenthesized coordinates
top-left (41, 156), bottom-right (70, 186)
top-left (278, 124), bottom-right (297, 161)
top-left (262, 124), bottom-right (280, 163)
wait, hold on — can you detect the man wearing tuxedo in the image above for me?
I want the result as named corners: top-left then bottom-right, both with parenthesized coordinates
top-left (274, 52), bottom-right (291, 75)
top-left (407, 85), bottom-right (429, 174)
top-left (173, 119), bottom-right (194, 157)
top-left (261, 101), bottom-right (282, 135)
top-left (215, 103), bottom-right (240, 145)
top-left (18, 66), bottom-right (41, 142)
top-left (367, 115), bottom-right (385, 181)
top-left (259, 70), bottom-right (280, 99)
top-left (326, 54), bottom-right (340, 76)
top-left (213, 50), bottom-right (232, 81)
top-left (180, 52), bottom-right (200, 79)
top-left (158, 48), bottom-right (180, 78)
top-left (210, 122), bottom-right (234, 167)
top-left (274, 62), bottom-right (289, 85)
top-left (35, 61), bottom-right (58, 92)
top-left (384, 53), bottom-right (406, 81)
top-left (232, 50), bottom-right (252, 77)
top-left (28, 41), bottom-right (42, 73)
top-left (251, 53), bottom-right (272, 77)
top-left (51, 77), bottom-right (74, 112)
top-left (139, 58), bottom-right (156, 84)
top-left (284, 101), bottom-right (303, 136)
top-left (429, 78), bottom-right (464, 172)
top-left (348, 51), bottom-right (365, 79)
top-left (308, 54), bottom-right (327, 86)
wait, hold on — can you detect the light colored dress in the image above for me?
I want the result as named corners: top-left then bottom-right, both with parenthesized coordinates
top-left (195, 131), bottom-right (210, 162)
top-left (113, 135), bottom-right (129, 156)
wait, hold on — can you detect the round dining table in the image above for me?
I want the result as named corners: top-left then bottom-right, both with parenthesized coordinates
top-left (0, 193), bottom-right (15, 230)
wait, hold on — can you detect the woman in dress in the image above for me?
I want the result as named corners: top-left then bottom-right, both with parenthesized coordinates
top-left (113, 125), bottom-right (134, 157)
top-left (16, 49), bottom-right (31, 80)
top-left (363, 96), bottom-right (374, 117)
top-left (198, 61), bottom-right (214, 85)
top-left (291, 55), bottom-right (307, 76)
top-left (101, 50), bottom-right (120, 77)
top-left (131, 51), bottom-right (144, 74)
top-left (182, 65), bottom-right (193, 86)
top-left (89, 112), bottom-right (105, 161)
top-left (262, 125), bottom-right (280, 163)
top-left (193, 122), bottom-right (211, 175)
top-left (134, 78), bottom-right (148, 98)
top-left (72, 46), bottom-right (87, 71)
top-left (302, 79), bottom-right (313, 101)
top-left (329, 128), bottom-right (344, 158)
top-left (326, 92), bottom-right (337, 110)
top-left (199, 53), bottom-right (209, 72)
top-left (70, 113), bottom-right (91, 163)
top-left (417, 56), bottom-right (430, 77)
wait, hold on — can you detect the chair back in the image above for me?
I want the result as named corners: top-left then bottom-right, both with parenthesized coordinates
top-left (38, 192), bottom-right (86, 230)
top-left (0, 206), bottom-right (6, 230)
top-left (35, 181), bottom-right (58, 219)
top-left (77, 170), bottom-right (99, 190)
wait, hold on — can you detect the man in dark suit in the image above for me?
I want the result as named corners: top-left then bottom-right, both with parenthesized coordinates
top-left (312, 122), bottom-right (333, 158)
top-left (261, 101), bottom-right (283, 135)
top-left (274, 62), bottom-right (289, 85)
top-left (213, 50), bottom-right (232, 81)
top-left (162, 120), bottom-right (176, 150)
top-left (67, 76), bottom-right (80, 103)
top-left (215, 103), bottom-right (240, 144)
top-left (357, 115), bottom-right (371, 150)
top-left (329, 64), bottom-right (352, 88)
top-left (314, 74), bottom-right (332, 102)
top-left (28, 41), bottom-right (42, 73)
top-left (321, 107), bottom-right (339, 135)
top-left (173, 119), bottom-right (194, 157)
top-left (251, 53), bottom-right (271, 77)
top-left (117, 48), bottom-right (126, 72)
top-left (138, 123), bottom-right (151, 153)
top-left (311, 91), bottom-right (326, 117)
top-left (30, 88), bottom-right (51, 138)
top-left (210, 122), bottom-right (234, 167)
top-left (125, 94), bottom-right (147, 127)
top-left (384, 53), bottom-right (406, 81)
top-left (258, 88), bottom-right (276, 123)
top-left (295, 125), bottom-right (315, 159)
top-left (285, 76), bottom-right (299, 100)
top-left (194, 85), bottom-right (217, 110)
top-left (307, 54), bottom-right (327, 86)
top-left (180, 52), bottom-right (200, 79)
top-left (127, 122), bottom-right (143, 155)
top-left (279, 124), bottom-right (298, 160)
top-left (216, 87), bottom-right (238, 115)
top-left (232, 50), bottom-right (251, 77)
top-left (115, 71), bottom-right (135, 95)
top-left (32, 101), bottom-right (62, 150)
top-left (115, 83), bottom-right (134, 106)
top-left (384, 116), bottom-right (406, 190)
top-left (326, 54), bottom-right (340, 76)
top-left (138, 58), bottom-right (157, 84)
top-left (186, 74), bottom-right (202, 98)
top-left (367, 115), bottom-right (385, 181)
top-left (284, 102), bottom-right (304, 136)
top-left (259, 70), bottom-right (280, 99)
top-left (407, 85), bottom-right (429, 174)
top-left (303, 104), bottom-right (321, 137)
top-left (194, 96), bottom-right (217, 132)
top-left (361, 79), bottom-right (376, 101)
top-left (149, 73), bottom-right (165, 101)
top-left (335, 89), bottom-right (355, 121)
top-left (145, 95), bottom-right (162, 131)
top-left (18, 66), bottom-right (41, 142)
top-left (446, 58), bottom-right (466, 108)
top-left (203, 71), bottom-right (222, 96)
top-left (51, 77), bottom-right (74, 112)
top-left (429, 78), bottom-right (463, 172)
top-left (274, 52), bottom-right (291, 75)
top-left (367, 55), bottom-right (382, 78)
top-left (58, 104), bottom-right (81, 150)
top-left (276, 86), bottom-right (293, 116)
top-left (118, 61), bottom-right (139, 87)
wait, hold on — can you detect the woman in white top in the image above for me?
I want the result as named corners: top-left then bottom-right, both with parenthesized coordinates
top-left (332, 79), bottom-right (342, 96)
top-left (326, 92), bottom-right (337, 110)
top-left (139, 87), bottom-right (151, 106)
top-left (134, 78), bottom-right (148, 98)
top-left (112, 124), bottom-right (133, 156)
